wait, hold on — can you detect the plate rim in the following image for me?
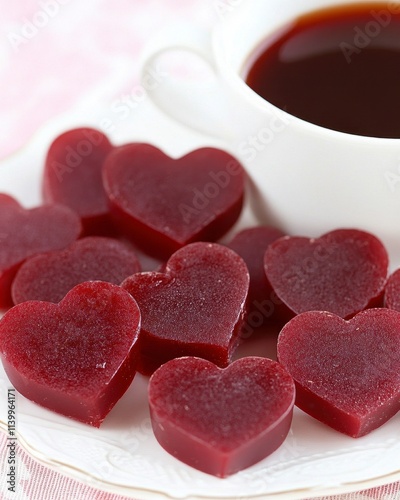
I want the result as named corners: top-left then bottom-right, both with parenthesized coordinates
top-left (1, 424), bottom-right (400, 500)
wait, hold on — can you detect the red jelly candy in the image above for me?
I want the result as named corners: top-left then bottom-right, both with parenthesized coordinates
top-left (227, 226), bottom-right (286, 330)
top-left (121, 242), bottom-right (249, 375)
top-left (277, 309), bottom-right (400, 437)
top-left (148, 356), bottom-right (295, 477)
top-left (12, 236), bottom-right (141, 304)
top-left (384, 269), bottom-right (400, 312)
top-left (264, 229), bottom-right (388, 319)
top-left (43, 128), bottom-right (114, 235)
top-left (103, 144), bottom-right (246, 258)
top-left (0, 281), bottom-right (141, 427)
top-left (0, 194), bottom-right (82, 310)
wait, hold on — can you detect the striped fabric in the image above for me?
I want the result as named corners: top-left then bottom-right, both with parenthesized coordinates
top-left (1, 431), bottom-right (400, 500)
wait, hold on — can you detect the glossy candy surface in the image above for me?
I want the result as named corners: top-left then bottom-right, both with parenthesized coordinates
top-left (277, 309), bottom-right (400, 437)
top-left (43, 128), bottom-right (114, 235)
top-left (0, 194), bottom-right (81, 309)
top-left (0, 281), bottom-right (141, 427)
top-left (264, 229), bottom-right (388, 319)
top-left (103, 144), bottom-right (246, 258)
top-left (148, 356), bottom-right (295, 477)
top-left (12, 236), bottom-right (141, 304)
top-left (122, 242), bottom-right (249, 375)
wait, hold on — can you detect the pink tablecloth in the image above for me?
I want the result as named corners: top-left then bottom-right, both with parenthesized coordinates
top-left (0, 1), bottom-right (400, 499)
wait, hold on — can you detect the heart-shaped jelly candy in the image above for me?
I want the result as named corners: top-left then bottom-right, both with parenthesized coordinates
top-left (277, 309), bottom-right (400, 437)
top-left (264, 229), bottom-right (388, 319)
top-left (0, 194), bottom-right (82, 309)
top-left (43, 128), bottom-right (114, 235)
top-left (12, 236), bottom-right (141, 304)
top-left (0, 281), bottom-right (141, 427)
top-left (384, 269), bottom-right (400, 312)
top-left (121, 242), bottom-right (249, 375)
top-left (227, 226), bottom-right (286, 331)
top-left (148, 356), bottom-right (295, 477)
top-left (103, 144), bottom-right (246, 258)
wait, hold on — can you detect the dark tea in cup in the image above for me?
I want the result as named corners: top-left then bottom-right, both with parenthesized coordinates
top-left (142, 0), bottom-right (400, 268)
top-left (245, 2), bottom-right (400, 138)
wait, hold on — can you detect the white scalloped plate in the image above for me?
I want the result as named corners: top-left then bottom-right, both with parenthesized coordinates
top-left (1, 112), bottom-right (400, 500)
top-left (1, 357), bottom-right (400, 500)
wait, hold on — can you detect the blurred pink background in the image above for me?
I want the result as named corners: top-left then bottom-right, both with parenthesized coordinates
top-left (0, 0), bottom-right (217, 160)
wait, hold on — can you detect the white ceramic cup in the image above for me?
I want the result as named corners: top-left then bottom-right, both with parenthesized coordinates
top-left (141, 0), bottom-right (400, 268)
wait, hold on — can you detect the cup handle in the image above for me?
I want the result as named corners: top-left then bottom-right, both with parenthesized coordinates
top-left (140, 25), bottom-right (241, 142)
